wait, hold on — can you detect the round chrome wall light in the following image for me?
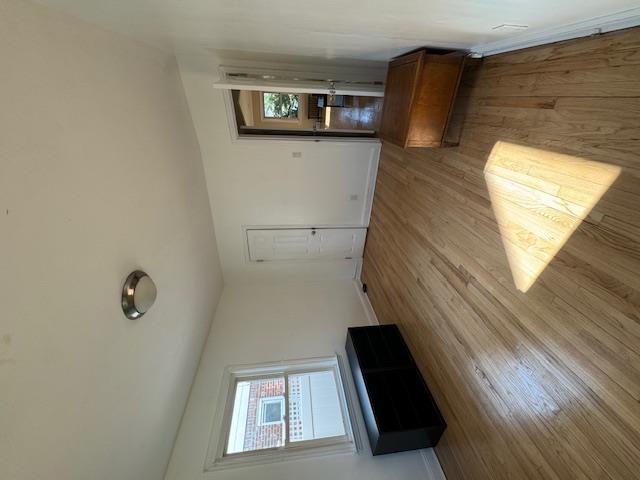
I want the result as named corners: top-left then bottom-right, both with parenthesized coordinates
top-left (122, 270), bottom-right (157, 320)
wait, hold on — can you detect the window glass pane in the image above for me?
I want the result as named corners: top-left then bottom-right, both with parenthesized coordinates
top-left (226, 377), bottom-right (285, 454)
top-left (288, 371), bottom-right (346, 442)
top-left (262, 92), bottom-right (299, 119)
top-left (260, 398), bottom-right (284, 425)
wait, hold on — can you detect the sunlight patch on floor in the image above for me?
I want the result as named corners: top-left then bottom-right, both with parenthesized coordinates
top-left (484, 141), bottom-right (620, 293)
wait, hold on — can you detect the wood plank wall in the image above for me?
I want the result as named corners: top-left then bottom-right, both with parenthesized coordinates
top-left (362, 27), bottom-right (640, 480)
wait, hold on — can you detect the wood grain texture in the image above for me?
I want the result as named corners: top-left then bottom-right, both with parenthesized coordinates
top-left (379, 51), bottom-right (423, 146)
top-left (379, 51), bottom-right (464, 148)
top-left (328, 96), bottom-right (384, 131)
top-left (406, 54), bottom-right (465, 147)
top-left (362, 27), bottom-right (640, 480)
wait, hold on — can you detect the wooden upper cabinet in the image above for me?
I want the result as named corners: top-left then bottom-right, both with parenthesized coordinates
top-left (379, 50), bottom-right (465, 148)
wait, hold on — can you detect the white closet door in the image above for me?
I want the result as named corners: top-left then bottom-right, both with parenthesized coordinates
top-left (246, 228), bottom-right (366, 262)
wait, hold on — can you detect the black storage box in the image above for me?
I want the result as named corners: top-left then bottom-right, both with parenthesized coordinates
top-left (345, 324), bottom-right (446, 455)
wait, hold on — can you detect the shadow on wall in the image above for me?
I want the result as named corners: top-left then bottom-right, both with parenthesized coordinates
top-left (484, 141), bottom-right (620, 292)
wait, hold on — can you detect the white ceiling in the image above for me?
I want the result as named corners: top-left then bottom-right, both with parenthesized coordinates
top-left (35, 0), bottom-right (640, 60)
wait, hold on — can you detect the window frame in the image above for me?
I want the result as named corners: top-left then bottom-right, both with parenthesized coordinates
top-left (260, 92), bottom-right (301, 122)
top-left (206, 356), bottom-right (357, 471)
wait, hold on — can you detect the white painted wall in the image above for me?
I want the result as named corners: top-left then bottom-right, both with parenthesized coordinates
top-left (32, 0), bottom-right (640, 60)
top-left (0, 1), bottom-right (223, 479)
top-left (176, 53), bottom-right (380, 284)
top-left (165, 280), bottom-right (430, 480)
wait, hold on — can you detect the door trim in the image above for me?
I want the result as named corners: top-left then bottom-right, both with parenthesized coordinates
top-left (221, 89), bottom-right (384, 144)
top-left (242, 225), bottom-right (368, 265)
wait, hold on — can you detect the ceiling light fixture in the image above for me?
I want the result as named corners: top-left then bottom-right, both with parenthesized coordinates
top-left (121, 270), bottom-right (157, 320)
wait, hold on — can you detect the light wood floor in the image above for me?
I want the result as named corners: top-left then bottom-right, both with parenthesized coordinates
top-left (362, 27), bottom-right (640, 480)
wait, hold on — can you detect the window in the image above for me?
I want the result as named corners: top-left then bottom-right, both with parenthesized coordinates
top-left (261, 92), bottom-right (299, 120)
top-left (258, 397), bottom-right (284, 425)
top-left (207, 356), bottom-right (356, 470)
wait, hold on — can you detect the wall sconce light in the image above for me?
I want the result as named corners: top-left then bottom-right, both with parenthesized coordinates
top-left (121, 270), bottom-right (157, 320)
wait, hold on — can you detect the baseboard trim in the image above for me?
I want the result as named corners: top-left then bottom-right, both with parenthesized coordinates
top-left (421, 448), bottom-right (447, 480)
top-left (471, 7), bottom-right (640, 57)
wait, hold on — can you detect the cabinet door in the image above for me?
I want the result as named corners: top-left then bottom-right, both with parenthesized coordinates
top-left (406, 55), bottom-right (464, 147)
top-left (246, 228), bottom-right (366, 262)
top-left (379, 51), bottom-right (424, 147)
